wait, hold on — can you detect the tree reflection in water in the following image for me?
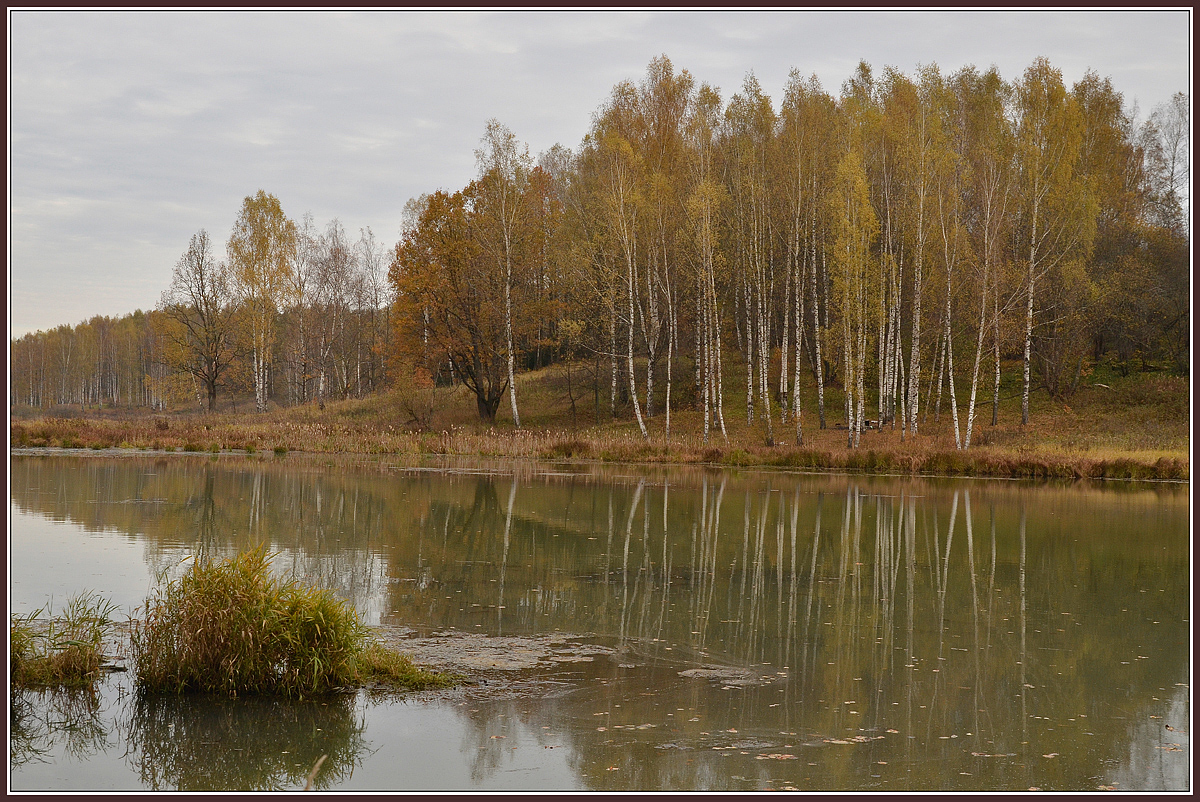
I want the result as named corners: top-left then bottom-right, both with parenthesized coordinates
top-left (9, 456), bottom-right (1190, 791)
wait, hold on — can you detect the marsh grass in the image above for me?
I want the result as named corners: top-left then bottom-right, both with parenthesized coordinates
top-left (10, 592), bottom-right (117, 688)
top-left (354, 643), bottom-right (458, 693)
top-left (130, 548), bottom-right (454, 698)
top-left (131, 548), bottom-right (363, 697)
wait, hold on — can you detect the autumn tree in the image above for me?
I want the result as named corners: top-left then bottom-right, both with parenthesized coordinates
top-left (1142, 92), bottom-right (1189, 233)
top-left (474, 120), bottom-right (534, 429)
top-left (827, 150), bottom-right (879, 447)
top-left (685, 82), bottom-right (729, 443)
top-left (956, 66), bottom-right (1013, 446)
top-left (724, 75), bottom-right (780, 445)
top-left (390, 188), bottom-right (512, 423)
top-left (157, 230), bottom-right (237, 411)
top-left (1013, 58), bottom-right (1096, 422)
top-left (227, 190), bottom-right (296, 412)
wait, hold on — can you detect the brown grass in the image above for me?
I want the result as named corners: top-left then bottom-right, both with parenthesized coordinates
top-left (10, 358), bottom-right (1188, 481)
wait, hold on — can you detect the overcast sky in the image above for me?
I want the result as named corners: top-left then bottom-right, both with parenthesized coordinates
top-left (8, 9), bottom-right (1191, 338)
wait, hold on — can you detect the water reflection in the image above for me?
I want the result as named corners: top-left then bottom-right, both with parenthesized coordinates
top-left (10, 688), bottom-right (109, 769)
top-left (9, 454), bottom-right (1190, 791)
top-left (122, 692), bottom-right (366, 791)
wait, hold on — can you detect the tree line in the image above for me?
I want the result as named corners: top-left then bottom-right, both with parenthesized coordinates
top-left (11, 56), bottom-right (1189, 449)
top-left (11, 194), bottom-right (392, 412)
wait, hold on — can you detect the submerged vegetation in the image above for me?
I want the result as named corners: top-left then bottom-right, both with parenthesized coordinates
top-left (130, 548), bottom-right (453, 697)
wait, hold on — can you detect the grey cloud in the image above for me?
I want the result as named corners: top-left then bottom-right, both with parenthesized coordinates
top-left (9, 9), bottom-right (1189, 336)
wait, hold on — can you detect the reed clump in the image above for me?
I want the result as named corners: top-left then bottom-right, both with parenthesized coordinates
top-left (10, 592), bottom-right (117, 688)
top-left (130, 548), bottom-right (452, 698)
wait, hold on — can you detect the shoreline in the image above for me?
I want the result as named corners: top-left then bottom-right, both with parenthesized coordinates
top-left (9, 442), bottom-right (1189, 484)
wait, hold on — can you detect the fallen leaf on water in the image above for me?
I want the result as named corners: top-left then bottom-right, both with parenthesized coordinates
top-left (1043, 753), bottom-right (1058, 758)
top-left (596, 727), bottom-right (606, 732)
top-left (1097, 786), bottom-right (1116, 791)
top-left (607, 766), bottom-right (619, 771)
top-left (1029, 787), bottom-right (1041, 791)
top-left (886, 729), bottom-right (899, 734)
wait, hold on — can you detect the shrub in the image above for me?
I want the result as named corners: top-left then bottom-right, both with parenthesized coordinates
top-left (129, 548), bottom-right (453, 698)
top-left (131, 548), bottom-right (363, 697)
top-left (10, 592), bottom-right (117, 688)
top-left (274, 446), bottom-right (288, 456)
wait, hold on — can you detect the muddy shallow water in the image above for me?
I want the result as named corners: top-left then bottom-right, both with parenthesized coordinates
top-left (9, 452), bottom-right (1191, 791)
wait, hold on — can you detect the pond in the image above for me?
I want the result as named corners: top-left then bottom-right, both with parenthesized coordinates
top-left (8, 452), bottom-right (1191, 792)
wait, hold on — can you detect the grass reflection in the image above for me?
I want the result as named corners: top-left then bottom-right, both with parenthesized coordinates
top-left (121, 691), bottom-right (368, 791)
top-left (10, 686), bottom-right (109, 769)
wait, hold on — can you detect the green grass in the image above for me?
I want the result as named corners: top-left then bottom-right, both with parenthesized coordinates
top-left (354, 643), bottom-right (458, 692)
top-left (10, 592), bottom-right (117, 689)
top-left (130, 547), bottom-right (454, 698)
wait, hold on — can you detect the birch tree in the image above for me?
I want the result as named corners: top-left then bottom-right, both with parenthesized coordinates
top-left (685, 82), bottom-right (728, 443)
top-left (227, 190), bottom-right (296, 412)
top-left (1013, 58), bottom-right (1094, 424)
top-left (475, 119), bottom-right (534, 429)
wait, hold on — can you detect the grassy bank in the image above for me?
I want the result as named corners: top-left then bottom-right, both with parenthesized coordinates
top-left (10, 359), bottom-right (1188, 481)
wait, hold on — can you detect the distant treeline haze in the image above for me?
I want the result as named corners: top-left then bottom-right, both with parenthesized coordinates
top-left (10, 57), bottom-right (1189, 448)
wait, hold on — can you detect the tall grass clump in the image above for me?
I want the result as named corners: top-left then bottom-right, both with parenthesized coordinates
top-left (131, 548), bottom-right (364, 698)
top-left (10, 592), bottom-right (117, 688)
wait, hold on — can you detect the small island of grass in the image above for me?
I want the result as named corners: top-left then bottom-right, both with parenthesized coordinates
top-left (11, 548), bottom-right (456, 697)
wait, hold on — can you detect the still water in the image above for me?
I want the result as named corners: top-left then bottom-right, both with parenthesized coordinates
top-left (8, 452), bottom-right (1191, 791)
